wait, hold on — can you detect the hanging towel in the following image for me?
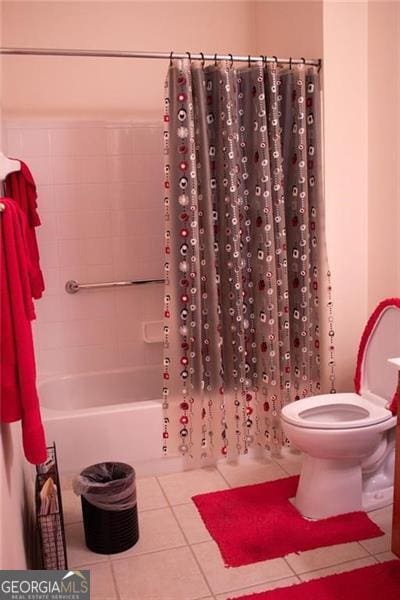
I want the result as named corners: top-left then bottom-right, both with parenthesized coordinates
top-left (5, 161), bottom-right (45, 299)
top-left (0, 197), bottom-right (47, 464)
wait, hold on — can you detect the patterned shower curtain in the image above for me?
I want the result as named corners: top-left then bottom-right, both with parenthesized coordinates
top-left (162, 59), bottom-right (323, 460)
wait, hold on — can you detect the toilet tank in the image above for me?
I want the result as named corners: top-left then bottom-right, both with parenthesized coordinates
top-left (355, 299), bottom-right (400, 404)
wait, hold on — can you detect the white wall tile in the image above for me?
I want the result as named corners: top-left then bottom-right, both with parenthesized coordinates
top-left (76, 183), bottom-right (110, 211)
top-left (50, 127), bottom-right (107, 156)
top-left (132, 127), bottom-right (163, 155)
top-left (58, 239), bottom-right (86, 268)
top-left (84, 237), bottom-right (113, 265)
top-left (25, 155), bottom-right (53, 185)
top-left (20, 129), bottom-right (51, 156)
top-left (5, 119), bottom-right (164, 378)
top-left (63, 290), bottom-right (116, 321)
top-left (38, 241), bottom-right (59, 269)
top-left (35, 294), bottom-right (65, 323)
top-left (36, 185), bottom-right (55, 212)
top-left (36, 212), bottom-right (58, 242)
top-left (80, 156), bottom-right (109, 184)
top-left (35, 322), bottom-right (65, 350)
top-left (5, 129), bottom-right (22, 156)
top-left (106, 127), bottom-right (133, 155)
top-left (51, 156), bottom-right (81, 184)
top-left (107, 155), bottom-right (136, 183)
top-left (41, 267), bottom-right (61, 296)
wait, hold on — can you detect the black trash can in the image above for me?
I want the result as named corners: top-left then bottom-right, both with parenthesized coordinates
top-left (74, 462), bottom-right (139, 554)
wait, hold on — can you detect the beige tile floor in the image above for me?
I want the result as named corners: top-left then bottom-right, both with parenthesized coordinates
top-left (63, 451), bottom-right (398, 600)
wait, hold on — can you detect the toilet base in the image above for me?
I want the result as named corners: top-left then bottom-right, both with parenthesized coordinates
top-left (294, 455), bottom-right (363, 519)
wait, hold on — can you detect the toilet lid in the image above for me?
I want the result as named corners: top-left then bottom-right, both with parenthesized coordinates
top-left (281, 393), bottom-right (392, 429)
top-left (354, 299), bottom-right (400, 405)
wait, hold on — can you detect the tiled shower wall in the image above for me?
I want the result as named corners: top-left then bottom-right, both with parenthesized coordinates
top-left (3, 120), bottom-right (164, 378)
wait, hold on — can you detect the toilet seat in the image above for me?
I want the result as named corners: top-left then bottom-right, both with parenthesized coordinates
top-left (281, 392), bottom-right (392, 430)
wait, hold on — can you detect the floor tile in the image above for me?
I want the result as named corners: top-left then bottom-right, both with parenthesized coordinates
top-left (158, 467), bottom-right (229, 505)
top-left (109, 507), bottom-right (186, 559)
top-left (215, 576), bottom-right (300, 600)
top-left (136, 476), bottom-right (168, 511)
top-left (359, 532), bottom-right (392, 554)
top-left (285, 541), bottom-right (369, 574)
top-left (298, 556), bottom-right (377, 582)
top-left (217, 457), bottom-right (287, 488)
top-left (173, 502), bottom-right (212, 544)
top-left (61, 489), bottom-right (83, 524)
top-left (78, 562), bottom-right (118, 600)
top-left (112, 546), bottom-right (210, 600)
top-left (375, 551), bottom-right (400, 562)
top-left (273, 448), bottom-right (303, 476)
top-left (65, 523), bottom-right (109, 567)
top-left (60, 472), bottom-right (78, 490)
top-left (368, 505), bottom-right (393, 533)
top-left (191, 540), bottom-right (293, 595)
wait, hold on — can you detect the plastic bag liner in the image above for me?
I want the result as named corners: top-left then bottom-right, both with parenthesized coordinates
top-left (73, 462), bottom-right (136, 512)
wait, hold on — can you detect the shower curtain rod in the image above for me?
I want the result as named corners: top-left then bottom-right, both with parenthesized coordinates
top-left (0, 47), bottom-right (321, 67)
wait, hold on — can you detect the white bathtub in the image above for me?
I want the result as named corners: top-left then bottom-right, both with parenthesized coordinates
top-left (39, 365), bottom-right (184, 478)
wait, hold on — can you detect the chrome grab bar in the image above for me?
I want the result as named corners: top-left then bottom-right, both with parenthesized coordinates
top-left (65, 278), bottom-right (164, 294)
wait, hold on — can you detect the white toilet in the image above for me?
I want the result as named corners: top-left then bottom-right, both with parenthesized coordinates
top-left (280, 299), bottom-right (399, 520)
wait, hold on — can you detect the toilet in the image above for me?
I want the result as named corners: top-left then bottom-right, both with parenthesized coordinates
top-left (280, 298), bottom-right (399, 520)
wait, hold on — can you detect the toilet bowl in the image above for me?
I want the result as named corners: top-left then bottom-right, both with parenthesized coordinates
top-left (281, 299), bottom-right (399, 520)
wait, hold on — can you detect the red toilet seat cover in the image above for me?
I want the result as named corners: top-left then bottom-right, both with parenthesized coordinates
top-left (354, 297), bottom-right (400, 415)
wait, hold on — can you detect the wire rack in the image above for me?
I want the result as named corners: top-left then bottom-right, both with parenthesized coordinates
top-left (36, 443), bottom-right (68, 569)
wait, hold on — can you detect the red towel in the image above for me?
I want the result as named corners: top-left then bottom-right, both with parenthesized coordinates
top-left (0, 198), bottom-right (47, 464)
top-left (5, 161), bottom-right (45, 299)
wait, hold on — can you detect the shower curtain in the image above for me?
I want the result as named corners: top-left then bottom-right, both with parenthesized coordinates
top-left (163, 59), bottom-right (324, 460)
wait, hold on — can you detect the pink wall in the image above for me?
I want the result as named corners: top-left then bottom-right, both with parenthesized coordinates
top-left (368, 1), bottom-right (399, 311)
top-left (1, 0), bottom-right (257, 118)
top-left (323, 1), bottom-right (369, 391)
top-left (254, 1), bottom-right (323, 58)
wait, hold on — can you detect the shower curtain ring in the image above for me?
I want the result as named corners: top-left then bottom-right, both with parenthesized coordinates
top-left (248, 55), bottom-right (251, 67)
top-left (169, 51), bottom-right (173, 66)
top-left (186, 51), bottom-right (191, 63)
top-left (301, 57), bottom-right (306, 65)
top-left (228, 53), bottom-right (234, 68)
top-left (318, 58), bottom-right (322, 73)
top-left (200, 52), bottom-right (205, 68)
top-left (260, 55), bottom-right (265, 66)
top-left (289, 56), bottom-right (292, 70)
top-left (273, 55), bottom-right (278, 66)
top-left (214, 53), bottom-right (218, 66)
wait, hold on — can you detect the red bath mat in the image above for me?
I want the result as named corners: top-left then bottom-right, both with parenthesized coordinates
top-left (192, 475), bottom-right (384, 567)
top-left (228, 560), bottom-right (400, 600)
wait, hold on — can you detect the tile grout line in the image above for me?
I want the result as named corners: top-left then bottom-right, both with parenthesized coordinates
top-left (109, 557), bottom-right (122, 600)
top-left (108, 542), bottom-right (189, 565)
top-left (289, 552), bottom-right (380, 578)
top-left (294, 554), bottom-right (379, 580)
top-left (156, 472), bottom-right (304, 600)
top-left (156, 474), bottom-right (216, 600)
top-left (214, 573), bottom-right (303, 600)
